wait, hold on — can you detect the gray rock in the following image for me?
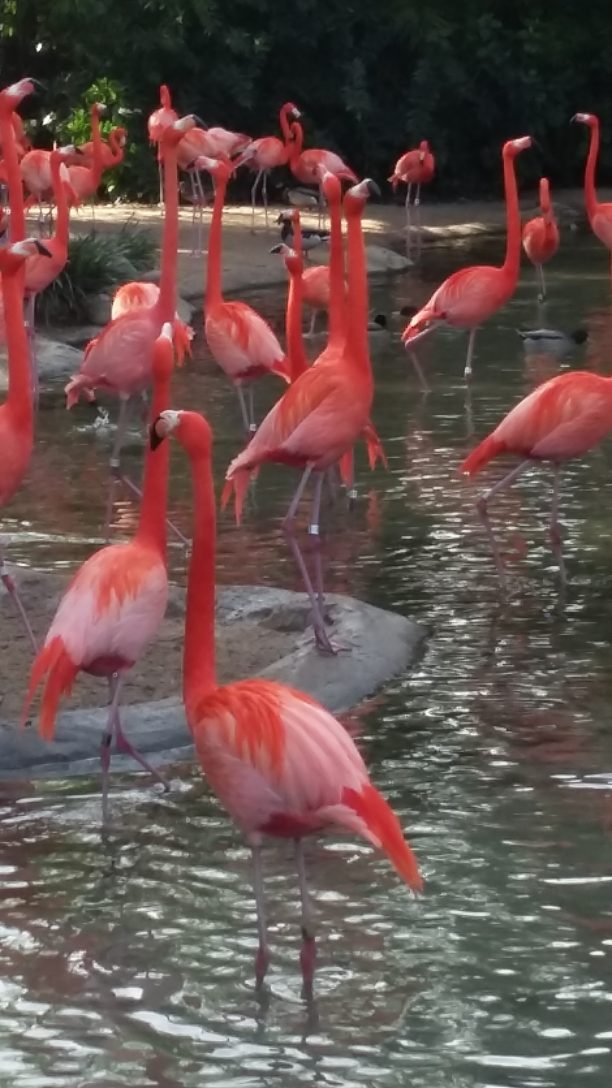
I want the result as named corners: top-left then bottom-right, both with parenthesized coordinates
top-left (84, 291), bottom-right (112, 325)
top-left (139, 268), bottom-right (161, 284)
top-left (365, 245), bottom-right (414, 273)
top-left (177, 296), bottom-right (196, 323)
top-left (0, 586), bottom-right (426, 780)
top-left (0, 336), bottom-right (82, 392)
top-left (43, 325), bottom-right (103, 349)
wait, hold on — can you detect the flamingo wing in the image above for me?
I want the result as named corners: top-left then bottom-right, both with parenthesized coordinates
top-left (65, 309), bottom-right (159, 403)
top-left (205, 301), bottom-right (286, 381)
top-left (427, 265), bottom-right (508, 324)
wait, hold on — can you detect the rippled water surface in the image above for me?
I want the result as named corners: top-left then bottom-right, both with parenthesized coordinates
top-left (2, 233), bottom-right (612, 1086)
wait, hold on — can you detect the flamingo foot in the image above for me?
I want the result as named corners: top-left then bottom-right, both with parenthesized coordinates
top-left (114, 724), bottom-right (170, 791)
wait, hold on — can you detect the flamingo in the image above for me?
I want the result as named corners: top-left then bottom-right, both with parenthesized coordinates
top-left (288, 118), bottom-right (357, 224)
top-left (401, 136), bottom-right (533, 381)
top-left (149, 406), bottom-right (423, 992)
top-left (389, 139), bottom-right (435, 254)
top-left (64, 112), bottom-right (195, 537)
top-left (21, 327), bottom-right (175, 818)
top-left (460, 370), bottom-right (612, 589)
top-left (65, 103), bottom-right (107, 213)
top-left (271, 238), bottom-right (331, 338)
top-left (522, 177), bottom-right (560, 302)
top-left (223, 172), bottom-right (377, 653)
top-left (572, 113), bottom-right (612, 278)
top-left (148, 84), bottom-right (178, 204)
top-left (176, 124), bottom-right (249, 254)
top-left (193, 155), bottom-right (290, 433)
top-left (20, 142), bottom-right (84, 230)
top-left (233, 102), bottom-right (301, 230)
top-left (111, 281), bottom-right (193, 364)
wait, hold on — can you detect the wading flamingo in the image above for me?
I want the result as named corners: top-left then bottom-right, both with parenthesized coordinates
top-left (460, 369), bottom-right (612, 589)
top-left (522, 177), bottom-right (560, 302)
top-left (64, 112), bottom-right (195, 537)
top-left (148, 85), bottom-right (177, 204)
top-left (288, 119), bottom-right (357, 224)
top-left (233, 102), bottom-right (301, 230)
top-left (22, 328), bottom-right (175, 818)
top-left (389, 140), bottom-right (435, 254)
top-left (223, 173), bottom-right (377, 653)
top-left (150, 406), bottom-right (423, 993)
top-left (573, 113), bottom-right (612, 279)
top-left (193, 155), bottom-right (290, 432)
top-left (271, 208), bottom-right (332, 337)
top-left (402, 136), bottom-right (532, 381)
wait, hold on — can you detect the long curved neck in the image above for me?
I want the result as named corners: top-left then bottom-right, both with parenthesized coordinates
top-left (90, 108), bottom-right (105, 186)
top-left (288, 121), bottom-right (303, 166)
top-left (345, 208), bottom-right (371, 387)
top-left (184, 442), bottom-right (217, 709)
top-left (287, 267), bottom-right (307, 380)
top-left (135, 372), bottom-right (170, 554)
top-left (3, 269), bottom-right (33, 427)
top-left (157, 139), bottom-right (179, 324)
top-left (500, 150), bottom-right (521, 282)
top-left (327, 196), bottom-right (346, 347)
top-left (584, 121), bottom-right (600, 221)
top-left (0, 105), bottom-right (25, 239)
top-left (107, 131), bottom-right (124, 166)
top-left (205, 174), bottom-right (227, 308)
top-left (51, 159), bottom-right (69, 251)
top-left (279, 105), bottom-right (293, 144)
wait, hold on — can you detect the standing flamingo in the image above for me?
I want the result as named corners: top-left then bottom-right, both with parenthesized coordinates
top-left (401, 136), bottom-right (532, 380)
top-left (271, 208), bottom-right (332, 337)
top-left (389, 140), bottom-right (435, 254)
top-left (193, 155), bottom-right (290, 432)
top-left (177, 124), bottom-right (249, 254)
top-left (65, 103), bottom-right (107, 215)
top-left (460, 370), bottom-right (612, 588)
top-left (77, 125), bottom-right (127, 171)
top-left (150, 406), bottom-right (423, 992)
top-left (572, 113), bottom-right (612, 278)
top-left (21, 328), bottom-right (174, 818)
top-left (233, 102), bottom-right (301, 231)
top-left (223, 173), bottom-right (377, 652)
top-left (288, 118), bottom-right (358, 224)
top-left (64, 112), bottom-right (195, 536)
top-left (522, 177), bottom-right (560, 302)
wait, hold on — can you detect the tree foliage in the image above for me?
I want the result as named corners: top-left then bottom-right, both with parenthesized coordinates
top-left (1, 0), bottom-right (611, 201)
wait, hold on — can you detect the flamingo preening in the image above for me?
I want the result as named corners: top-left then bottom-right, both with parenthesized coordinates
top-left (233, 102), bottom-right (301, 231)
top-left (522, 177), bottom-right (560, 301)
top-left (389, 139), bottom-right (435, 255)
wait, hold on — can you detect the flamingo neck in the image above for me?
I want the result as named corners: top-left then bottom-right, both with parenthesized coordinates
top-left (500, 149), bottom-right (521, 283)
top-left (90, 108), bottom-right (105, 186)
top-left (205, 174), bottom-right (227, 308)
top-left (135, 371), bottom-right (170, 555)
top-left (279, 105), bottom-right (293, 144)
top-left (584, 120), bottom-right (600, 222)
top-left (289, 121), bottom-right (303, 167)
top-left (327, 194), bottom-right (346, 347)
top-left (107, 131), bottom-right (124, 166)
top-left (51, 159), bottom-right (69, 253)
top-left (3, 268), bottom-right (33, 428)
top-left (345, 206), bottom-right (372, 388)
top-left (183, 430), bottom-right (217, 709)
top-left (157, 139), bottom-right (179, 324)
top-left (0, 104), bottom-right (25, 239)
top-left (287, 268), bottom-right (307, 380)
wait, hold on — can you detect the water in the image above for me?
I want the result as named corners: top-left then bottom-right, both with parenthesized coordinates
top-left (2, 233), bottom-right (612, 1087)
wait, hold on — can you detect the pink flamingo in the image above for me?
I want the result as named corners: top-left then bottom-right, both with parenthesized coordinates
top-left (111, 282), bottom-right (194, 364)
top-left (0, 77), bottom-right (51, 651)
top-left (193, 154), bottom-right (290, 432)
top-left (522, 177), bottom-right (560, 301)
top-left (389, 139), bottom-right (435, 254)
top-left (22, 328), bottom-right (174, 819)
top-left (572, 113), bottom-right (612, 278)
top-left (233, 102), bottom-right (301, 230)
top-left (223, 173), bottom-right (377, 653)
top-left (460, 369), bottom-right (612, 589)
top-left (402, 136), bottom-right (532, 381)
top-left (64, 112), bottom-right (195, 536)
top-left (150, 406), bottom-right (423, 992)
top-left (288, 118), bottom-right (357, 223)
top-left (77, 125), bottom-right (127, 170)
top-left (147, 85), bottom-right (178, 204)
top-left (271, 208), bottom-right (332, 336)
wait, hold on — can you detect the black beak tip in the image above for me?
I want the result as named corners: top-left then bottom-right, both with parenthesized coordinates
top-left (270, 244), bottom-right (282, 254)
top-left (35, 241), bottom-right (52, 257)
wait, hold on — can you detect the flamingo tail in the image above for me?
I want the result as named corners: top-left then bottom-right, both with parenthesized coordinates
top-left (340, 783), bottom-right (423, 893)
top-left (21, 636), bottom-right (78, 741)
top-left (338, 449), bottom-right (353, 487)
top-left (65, 373), bottom-right (97, 409)
top-left (221, 468), bottom-right (253, 525)
top-left (460, 433), bottom-right (505, 476)
top-left (172, 318), bottom-right (194, 365)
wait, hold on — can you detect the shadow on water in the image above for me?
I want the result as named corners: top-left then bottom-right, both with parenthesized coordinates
top-left (2, 232), bottom-right (612, 1085)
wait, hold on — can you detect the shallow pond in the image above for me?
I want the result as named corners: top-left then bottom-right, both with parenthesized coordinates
top-left (2, 233), bottom-right (612, 1087)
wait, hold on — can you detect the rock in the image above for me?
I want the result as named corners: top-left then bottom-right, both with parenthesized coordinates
top-left (365, 245), bottom-right (414, 273)
top-left (0, 585), bottom-right (426, 780)
top-left (44, 325), bottom-right (102, 349)
top-left (139, 268), bottom-right (161, 284)
top-left (177, 296), bottom-right (196, 323)
top-left (0, 336), bottom-right (82, 392)
top-left (84, 291), bottom-right (112, 325)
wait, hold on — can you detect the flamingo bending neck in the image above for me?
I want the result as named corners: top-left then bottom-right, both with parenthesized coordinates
top-left (500, 142), bottom-right (523, 284)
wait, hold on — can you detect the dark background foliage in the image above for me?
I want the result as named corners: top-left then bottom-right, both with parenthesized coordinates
top-left (1, 0), bottom-right (610, 202)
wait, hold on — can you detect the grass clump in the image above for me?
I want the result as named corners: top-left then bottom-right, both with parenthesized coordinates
top-left (37, 223), bottom-right (158, 325)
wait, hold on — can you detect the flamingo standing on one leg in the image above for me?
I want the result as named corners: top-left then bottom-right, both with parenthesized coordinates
top-left (233, 102), bottom-right (301, 231)
top-left (193, 155), bottom-right (290, 433)
top-left (223, 173), bottom-right (377, 653)
top-left (572, 112), bottom-right (612, 279)
top-left (460, 369), bottom-right (612, 590)
top-left (64, 112), bottom-right (196, 539)
top-left (21, 328), bottom-right (175, 819)
top-left (150, 406), bottom-right (423, 993)
top-left (522, 177), bottom-right (560, 302)
top-left (401, 136), bottom-right (533, 381)
top-left (389, 140), bottom-right (435, 256)
top-left (288, 119), bottom-right (358, 225)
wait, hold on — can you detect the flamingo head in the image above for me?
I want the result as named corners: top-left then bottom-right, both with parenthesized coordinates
top-left (0, 238), bottom-right (51, 274)
top-left (321, 169), bottom-right (342, 207)
top-left (284, 102), bottom-right (301, 120)
top-left (160, 85), bottom-right (173, 109)
top-left (58, 162), bottom-right (78, 205)
top-left (0, 79), bottom-right (38, 111)
top-left (192, 154), bottom-right (232, 182)
top-left (418, 139), bottom-right (430, 163)
top-left (92, 102), bottom-right (107, 116)
top-left (114, 126), bottom-right (128, 148)
top-left (401, 308), bottom-right (445, 346)
top-left (572, 112), bottom-right (597, 127)
top-left (344, 177), bottom-right (380, 216)
top-left (151, 324), bottom-right (175, 385)
top-left (150, 409), bottom-right (212, 456)
top-left (270, 242), bottom-right (292, 256)
top-left (505, 136), bottom-right (532, 157)
top-left (271, 243), bottom-right (302, 276)
top-left (538, 177), bottom-right (552, 214)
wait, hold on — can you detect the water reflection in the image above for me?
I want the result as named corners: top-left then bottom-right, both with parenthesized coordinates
top-left (1, 235), bottom-right (612, 1085)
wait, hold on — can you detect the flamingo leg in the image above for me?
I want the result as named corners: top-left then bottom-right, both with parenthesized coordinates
top-left (236, 383), bottom-right (251, 434)
top-left (415, 183), bottom-right (423, 257)
top-left (405, 183), bottom-right (413, 255)
top-left (306, 310), bottom-right (317, 338)
top-left (247, 384), bottom-right (256, 433)
top-left (100, 673), bottom-right (124, 824)
top-left (537, 263), bottom-right (546, 303)
top-left (549, 464), bottom-right (566, 586)
top-left (251, 169), bottom-right (263, 233)
top-left (104, 396), bottom-right (132, 541)
top-left (262, 170), bottom-right (270, 230)
top-left (251, 843), bottom-right (270, 988)
top-left (0, 542), bottom-right (38, 653)
top-left (158, 158), bottom-right (164, 206)
top-left (283, 465), bottom-right (337, 654)
top-left (114, 711), bottom-right (170, 791)
top-left (296, 839), bottom-right (317, 995)
top-left (410, 351), bottom-right (430, 392)
top-left (463, 327), bottom-right (478, 381)
top-left (24, 292), bottom-right (39, 407)
top-left (475, 459), bottom-right (531, 589)
top-left (308, 471), bottom-right (326, 611)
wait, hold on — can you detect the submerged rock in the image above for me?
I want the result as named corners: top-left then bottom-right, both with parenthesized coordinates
top-left (365, 245), bottom-right (414, 273)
